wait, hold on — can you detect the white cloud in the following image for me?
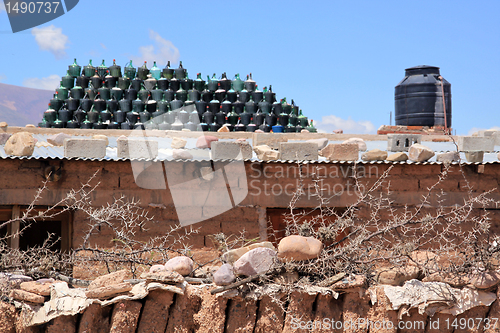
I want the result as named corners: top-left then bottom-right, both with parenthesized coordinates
top-left (32, 25), bottom-right (69, 59)
top-left (23, 75), bottom-right (60, 90)
top-left (0, 3), bottom-right (5, 12)
top-left (130, 30), bottom-right (180, 66)
top-left (0, 74), bottom-right (6, 82)
top-left (315, 115), bottom-right (376, 134)
top-left (100, 43), bottom-right (107, 50)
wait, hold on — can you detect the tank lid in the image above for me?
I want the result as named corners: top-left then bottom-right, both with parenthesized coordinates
top-left (405, 65), bottom-right (440, 76)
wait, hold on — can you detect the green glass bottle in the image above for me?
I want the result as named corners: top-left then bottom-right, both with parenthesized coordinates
top-left (306, 120), bottom-right (317, 133)
top-left (124, 60), bottom-right (136, 79)
top-left (84, 59), bottom-right (95, 77)
top-left (150, 61), bottom-right (161, 80)
top-left (68, 58), bottom-right (81, 78)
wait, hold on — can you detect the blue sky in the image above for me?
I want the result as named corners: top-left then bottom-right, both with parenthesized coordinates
top-left (0, 0), bottom-right (499, 134)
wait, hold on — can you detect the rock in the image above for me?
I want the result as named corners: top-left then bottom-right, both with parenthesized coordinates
top-left (85, 282), bottom-right (134, 299)
top-left (386, 152), bottom-right (408, 162)
top-left (498, 152), bottom-right (500, 161)
top-left (35, 141), bottom-right (53, 148)
top-left (0, 122), bottom-right (7, 128)
top-left (45, 315), bottom-right (76, 333)
top-left (181, 128), bottom-right (191, 132)
top-left (333, 129), bottom-right (343, 134)
top-left (301, 129), bottom-right (309, 133)
top-left (233, 247), bottom-right (277, 276)
top-left (253, 145), bottom-right (279, 161)
top-left (47, 133), bottom-right (71, 146)
top-left (164, 256), bottom-right (194, 276)
top-left (196, 135), bottom-right (219, 149)
top-left (361, 149), bottom-right (387, 161)
top-left (171, 137), bottom-right (187, 149)
top-left (149, 264), bottom-right (166, 273)
top-left (436, 151), bottom-right (460, 163)
top-left (277, 235), bottom-right (323, 261)
top-left (0, 133), bottom-right (11, 145)
top-left (213, 264), bottom-right (236, 286)
top-left (470, 270), bottom-right (500, 289)
top-left (4, 132), bottom-right (36, 156)
top-left (342, 137), bottom-right (367, 151)
top-left (20, 279), bottom-right (55, 296)
top-left (25, 124), bottom-right (36, 128)
top-left (408, 143), bottom-right (435, 162)
top-left (0, 301), bottom-right (16, 333)
top-left (78, 304), bottom-right (112, 333)
top-left (88, 269), bottom-right (130, 290)
top-left (140, 271), bottom-right (185, 284)
top-left (282, 291), bottom-right (316, 332)
top-left (217, 125), bottom-right (230, 132)
top-left (222, 242), bottom-right (277, 264)
top-left (465, 151), bottom-right (484, 163)
top-left (172, 149), bottom-right (193, 159)
top-left (109, 300), bottom-right (142, 333)
top-left (319, 143), bottom-right (359, 161)
top-left (92, 134), bottom-right (109, 146)
top-left (376, 266), bottom-right (420, 286)
top-left (255, 129), bottom-right (264, 133)
top-left (236, 138), bottom-right (247, 143)
top-left (9, 289), bottom-right (45, 304)
top-left (0, 273), bottom-right (32, 289)
top-left (306, 138), bottom-right (328, 150)
top-left (137, 290), bottom-right (174, 333)
top-left (331, 274), bottom-right (366, 291)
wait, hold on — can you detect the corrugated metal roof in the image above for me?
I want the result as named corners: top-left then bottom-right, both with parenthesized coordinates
top-left (1, 133), bottom-right (499, 164)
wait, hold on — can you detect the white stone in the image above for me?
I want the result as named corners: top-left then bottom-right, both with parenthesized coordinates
top-left (408, 143), bottom-right (435, 162)
top-left (342, 138), bottom-right (367, 151)
top-left (171, 137), bottom-right (187, 149)
top-left (4, 132), bottom-right (36, 156)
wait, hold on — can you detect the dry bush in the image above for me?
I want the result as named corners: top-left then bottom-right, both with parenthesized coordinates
top-left (0, 170), bottom-right (199, 286)
top-left (270, 161), bottom-right (500, 285)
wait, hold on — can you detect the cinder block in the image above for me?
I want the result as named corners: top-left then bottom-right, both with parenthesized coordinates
top-left (252, 133), bottom-right (288, 149)
top-left (457, 136), bottom-right (494, 152)
top-left (211, 141), bottom-right (253, 160)
top-left (387, 134), bottom-right (421, 152)
top-left (478, 130), bottom-right (500, 146)
top-left (117, 138), bottom-right (158, 159)
top-left (64, 138), bottom-right (106, 159)
top-left (465, 151), bottom-right (484, 163)
top-left (320, 143), bottom-right (359, 161)
top-left (279, 142), bottom-right (318, 161)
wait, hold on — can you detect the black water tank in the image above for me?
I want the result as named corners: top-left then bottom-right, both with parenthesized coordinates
top-left (395, 65), bottom-right (451, 127)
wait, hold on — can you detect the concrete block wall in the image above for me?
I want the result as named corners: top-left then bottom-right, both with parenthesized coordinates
top-left (279, 142), bottom-right (318, 160)
top-left (211, 141), bottom-right (252, 160)
top-left (457, 136), bottom-right (495, 152)
top-left (117, 138), bottom-right (159, 159)
top-left (387, 134), bottom-right (421, 152)
top-left (64, 138), bottom-right (107, 159)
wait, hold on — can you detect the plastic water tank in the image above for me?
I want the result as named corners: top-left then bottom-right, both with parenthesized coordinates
top-left (395, 65), bottom-right (451, 127)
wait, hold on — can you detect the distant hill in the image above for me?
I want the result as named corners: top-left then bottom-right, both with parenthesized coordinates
top-left (0, 83), bottom-right (54, 126)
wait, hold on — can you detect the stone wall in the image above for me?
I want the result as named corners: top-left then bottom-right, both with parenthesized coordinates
top-left (2, 282), bottom-right (500, 333)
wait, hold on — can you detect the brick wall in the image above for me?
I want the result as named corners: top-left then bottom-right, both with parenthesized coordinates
top-left (0, 158), bottom-right (499, 249)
